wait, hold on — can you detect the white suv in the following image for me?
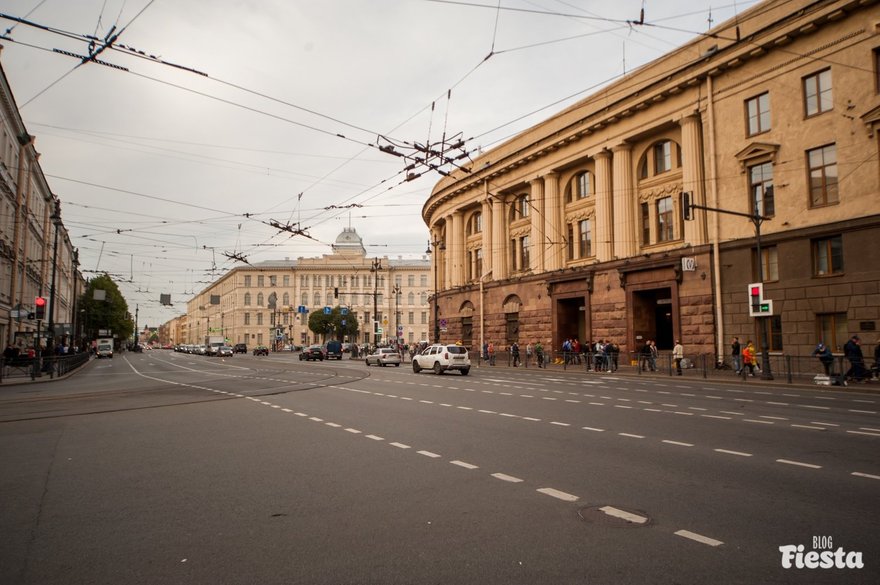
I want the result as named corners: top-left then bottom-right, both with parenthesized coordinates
top-left (412, 344), bottom-right (471, 376)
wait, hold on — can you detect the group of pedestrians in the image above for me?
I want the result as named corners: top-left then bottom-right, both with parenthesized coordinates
top-left (811, 334), bottom-right (876, 383)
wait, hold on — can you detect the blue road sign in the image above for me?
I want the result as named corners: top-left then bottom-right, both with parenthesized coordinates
top-left (323, 306), bottom-right (332, 315)
top-left (341, 308), bottom-right (348, 315)
top-left (298, 305), bottom-right (308, 313)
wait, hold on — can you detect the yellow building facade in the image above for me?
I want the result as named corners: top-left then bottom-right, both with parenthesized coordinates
top-left (425, 0), bottom-right (880, 360)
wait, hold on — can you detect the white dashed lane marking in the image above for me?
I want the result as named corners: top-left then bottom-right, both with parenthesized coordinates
top-left (675, 530), bottom-right (724, 547)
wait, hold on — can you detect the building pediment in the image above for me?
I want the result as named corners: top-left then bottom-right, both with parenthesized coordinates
top-left (734, 142), bottom-right (780, 172)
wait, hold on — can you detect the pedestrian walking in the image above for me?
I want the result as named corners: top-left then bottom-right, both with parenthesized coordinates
top-left (844, 335), bottom-right (867, 382)
top-left (742, 340), bottom-right (757, 376)
top-left (535, 341), bottom-right (544, 368)
top-left (811, 341), bottom-right (834, 376)
top-left (511, 342), bottom-right (520, 367)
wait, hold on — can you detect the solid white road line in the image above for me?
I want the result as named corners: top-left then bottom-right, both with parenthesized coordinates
top-left (675, 530), bottom-right (724, 547)
top-left (537, 488), bottom-right (579, 502)
top-left (491, 473), bottom-right (524, 483)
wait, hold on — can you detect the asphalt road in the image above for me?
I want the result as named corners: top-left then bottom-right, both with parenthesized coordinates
top-left (1, 351), bottom-right (877, 584)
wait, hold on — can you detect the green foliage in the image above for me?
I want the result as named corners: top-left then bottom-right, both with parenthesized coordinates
top-left (78, 274), bottom-right (134, 341)
top-left (307, 306), bottom-right (359, 341)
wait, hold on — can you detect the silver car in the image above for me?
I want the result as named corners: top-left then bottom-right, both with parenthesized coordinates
top-left (365, 347), bottom-right (401, 367)
top-left (216, 345), bottom-right (233, 357)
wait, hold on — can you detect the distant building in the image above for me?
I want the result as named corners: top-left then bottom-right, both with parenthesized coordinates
top-left (180, 227), bottom-right (431, 347)
top-left (425, 0), bottom-right (880, 360)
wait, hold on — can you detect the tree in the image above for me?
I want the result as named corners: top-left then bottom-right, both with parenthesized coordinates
top-left (79, 274), bottom-right (134, 342)
top-left (307, 306), bottom-right (359, 341)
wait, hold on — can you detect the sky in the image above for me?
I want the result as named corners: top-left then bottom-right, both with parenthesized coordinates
top-left (0, 0), bottom-right (759, 328)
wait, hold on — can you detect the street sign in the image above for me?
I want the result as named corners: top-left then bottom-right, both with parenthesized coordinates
top-left (397, 325), bottom-right (403, 334)
top-left (377, 327), bottom-right (383, 335)
top-left (297, 305), bottom-right (307, 313)
top-left (323, 306), bottom-right (332, 315)
top-left (341, 308), bottom-right (348, 315)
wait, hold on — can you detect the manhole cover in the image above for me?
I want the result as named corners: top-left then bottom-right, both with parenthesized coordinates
top-left (578, 505), bottom-right (652, 528)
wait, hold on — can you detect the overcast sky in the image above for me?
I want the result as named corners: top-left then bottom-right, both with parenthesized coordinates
top-left (0, 0), bottom-right (757, 329)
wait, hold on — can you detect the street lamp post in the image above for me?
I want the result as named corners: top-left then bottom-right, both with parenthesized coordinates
top-left (371, 258), bottom-right (382, 344)
top-left (46, 201), bottom-right (63, 355)
top-left (426, 239), bottom-right (445, 344)
top-left (391, 283), bottom-right (401, 347)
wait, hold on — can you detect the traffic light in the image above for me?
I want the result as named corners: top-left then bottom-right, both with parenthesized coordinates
top-left (681, 192), bottom-right (693, 221)
top-left (334, 287), bottom-right (339, 298)
top-left (34, 296), bottom-right (46, 320)
top-left (747, 283), bottom-right (773, 317)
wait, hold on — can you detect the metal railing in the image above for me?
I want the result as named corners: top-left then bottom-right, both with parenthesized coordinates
top-left (1, 352), bottom-right (90, 383)
top-left (467, 347), bottom-right (878, 385)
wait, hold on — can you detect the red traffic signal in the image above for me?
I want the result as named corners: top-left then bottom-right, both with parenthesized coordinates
top-left (34, 296), bottom-right (46, 320)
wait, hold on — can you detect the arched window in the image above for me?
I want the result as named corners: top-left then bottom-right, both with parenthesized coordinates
top-left (301, 293), bottom-right (308, 306)
top-left (574, 171), bottom-right (592, 199)
top-left (256, 292), bottom-right (264, 307)
top-left (468, 211), bottom-right (482, 235)
top-left (282, 292), bottom-right (290, 305)
top-left (313, 292), bottom-right (321, 305)
top-left (408, 292), bottom-right (415, 305)
top-left (244, 292), bottom-right (251, 306)
top-left (326, 292), bottom-right (333, 305)
top-left (638, 140), bottom-right (681, 180)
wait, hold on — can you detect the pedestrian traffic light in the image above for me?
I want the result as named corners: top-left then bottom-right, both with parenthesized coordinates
top-left (681, 192), bottom-right (693, 221)
top-left (34, 296), bottom-right (46, 320)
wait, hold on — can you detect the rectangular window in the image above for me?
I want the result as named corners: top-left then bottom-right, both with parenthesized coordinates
top-left (420, 275), bottom-right (428, 287)
top-left (578, 219), bottom-right (591, 258)
top-left (875, 48), bottom-right (880, 94)
top-left (656, 197), bottom-right (674, 242)
top-left (518, 196), bottom-right (530, 218)
top-left (510, 239), bottom-right (517, 271)
top-left (407, 275), bottom-right (415, 287)
top-left (808, 144), bottom-right (838, 207)
top-left (813, 236), bottom-right (843, 276)
top-left (244, 275), bottom-right (252, 287)
top-left (567, 224), bottom-right (575, 260)
top-left (269, 275), bottom-right (277, 286)
top-left (749, 162), bottom-right (774, 217)
top-left (817, 312), bottom-right (848, 351)
top-left (474, 248), bottom-right (483, 279)
top-left (641, 202), bottom-right (650, 245)
top-left (753, 246), bottom-right (779, 282)
top-left (256, 313), bottom-right (263, 326)
top-left (421, 312), bottom-right (427, 325)
top-left (257, 275), bottom-right (264, 287)
top-left (576, 172), bottom-right (591, 199)
top-left (283, 275), bottom-right (289, 287)
top-left (746, 92), bottom-right (771, 135)
top-left (408, 312), bottom-right (414, 325)
top-left (804, 69), bottom-right (832, 116)
top-left (756, 315), bottom-right (784, 352)
top-left (244, 312), bottom-right (250, 325)
top-left (520, 236), bottom-right (530, 270)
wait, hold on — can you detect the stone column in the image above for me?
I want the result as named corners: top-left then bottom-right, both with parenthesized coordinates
top-left (612, 143), bottom-right (636, 259)
top-left (593, 149), bottom-right (614, 262)
top-left (542, 172), bottom-right (561, 271)
top-left (451, 211), bottom-right (465, 286)
top-left (481, 197), bottom-right (492, 278)
top-left (529, 178), bottom-right (545, 273)
top-left (491, 196), bottom-right (508, 280)
top-left (679, 114), bottom-right (708, 246)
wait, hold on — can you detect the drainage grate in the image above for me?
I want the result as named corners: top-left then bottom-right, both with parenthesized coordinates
top-left (578, 505), bottom-right (651, 528)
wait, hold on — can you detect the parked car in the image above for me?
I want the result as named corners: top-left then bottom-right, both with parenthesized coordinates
top-left (324, 340), bottom-right (343, 360)
top-left (299, 345), bottom-right (324, 361)
top-left (365, 347), bottom-right (401, 367)
top-left (216, 345), bottom-right (233, 357)
top-left (253, 346), bottom-right (269, 356)
top-left (233, 343), bottom-right (247, 354)
top-left (412, 344), bottom-right (470, 375)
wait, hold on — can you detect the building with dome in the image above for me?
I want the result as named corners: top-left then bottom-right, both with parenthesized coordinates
top-left (169, 227), bottom-right (432, 349)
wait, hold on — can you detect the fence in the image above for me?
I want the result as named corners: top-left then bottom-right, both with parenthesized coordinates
top-left (1, 352), bottom-right (90, 383)
top-left (468, 347), bottom-right (878, 385)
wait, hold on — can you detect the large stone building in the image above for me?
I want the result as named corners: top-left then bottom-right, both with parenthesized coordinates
top-left (177, 227), bottom-right (432, 347)
top-left (425, 0), bottom-right (880, 361)
top-left (0, 57), bottom-right (82, 350)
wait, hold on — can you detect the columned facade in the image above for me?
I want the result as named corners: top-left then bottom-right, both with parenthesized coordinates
top-left (422, 0), bottom-right (880, 360)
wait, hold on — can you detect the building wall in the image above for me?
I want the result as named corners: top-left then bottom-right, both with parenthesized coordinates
top-left (425, 0), bottom-right (880, 359)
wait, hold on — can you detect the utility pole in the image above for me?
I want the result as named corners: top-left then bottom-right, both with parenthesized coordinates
top-left (682, 193), bottom-right (773, 380)
top-left (371, 258), bottom-right (382, 345)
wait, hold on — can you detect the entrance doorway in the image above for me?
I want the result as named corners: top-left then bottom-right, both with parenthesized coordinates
top-left (556, 297), bottom-right (586, 346)
top-left (632, 287), bottom-right (674, 350)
